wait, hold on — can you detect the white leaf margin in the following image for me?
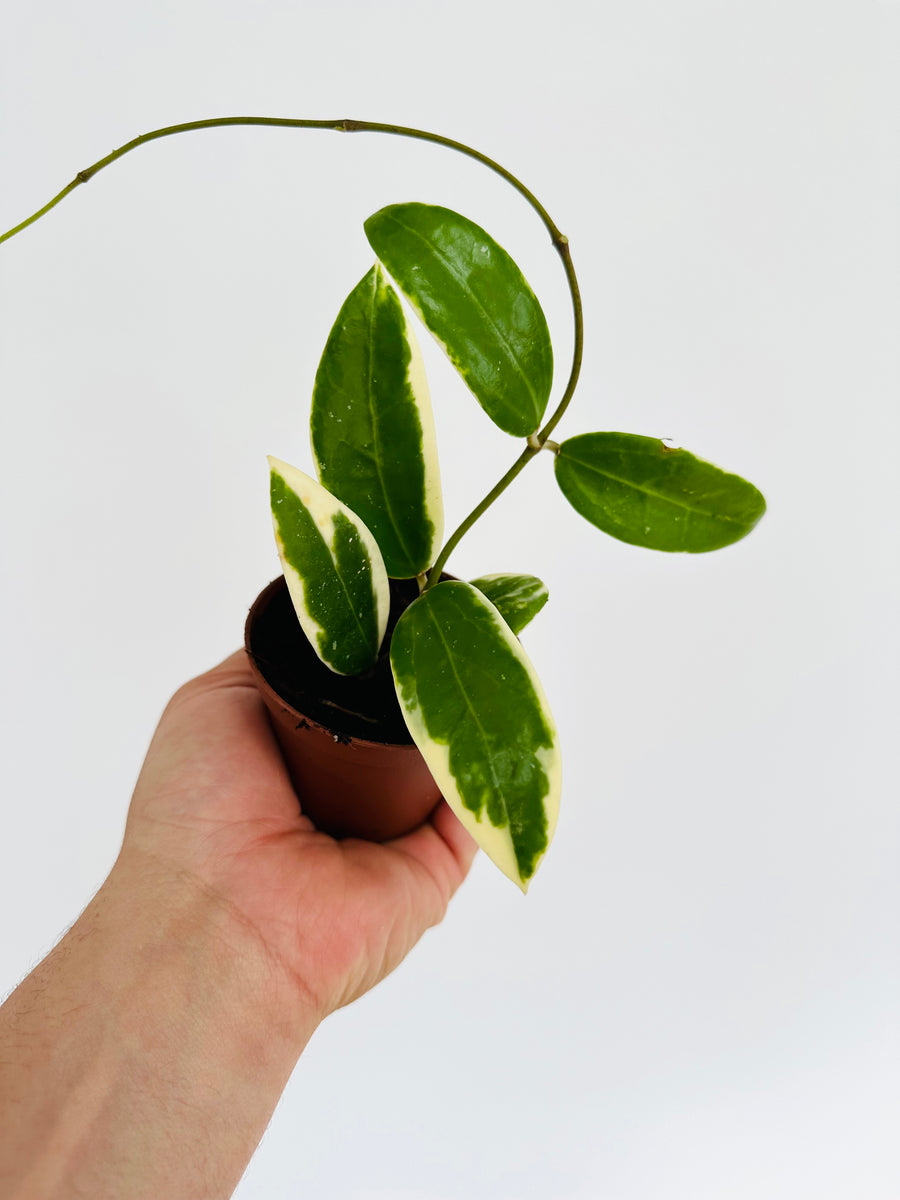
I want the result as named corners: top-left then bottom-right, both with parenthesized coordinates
top-left (268, 455), bottom-right (390, 673)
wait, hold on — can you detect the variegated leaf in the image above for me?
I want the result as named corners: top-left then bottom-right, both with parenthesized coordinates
top-left (364, 203), bottom-right (553, 437)
top-left (311, 264), bottom-right (443, 578)
top-left (469, 573), bottom-right (549, 635)
top-left (268, 456), bottom-right (389, 675)
top-left (390, 581), bottom-right (560, 891)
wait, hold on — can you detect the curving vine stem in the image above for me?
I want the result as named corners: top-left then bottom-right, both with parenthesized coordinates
top-left (0, 116), bottom-right (584, 575)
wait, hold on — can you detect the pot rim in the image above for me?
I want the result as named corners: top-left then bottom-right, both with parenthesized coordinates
top-left (244, 575), bottom-right (420, 752)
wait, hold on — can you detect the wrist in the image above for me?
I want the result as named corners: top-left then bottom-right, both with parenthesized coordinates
top-left (105, 844), bottom-right (322, 1051)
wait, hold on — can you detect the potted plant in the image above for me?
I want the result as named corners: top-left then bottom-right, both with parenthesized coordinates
top-left (1, 117), bottom-right (766, 892)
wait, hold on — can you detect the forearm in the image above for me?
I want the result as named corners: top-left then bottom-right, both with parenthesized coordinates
top-left (0, 851), bottom-right (318, 1200)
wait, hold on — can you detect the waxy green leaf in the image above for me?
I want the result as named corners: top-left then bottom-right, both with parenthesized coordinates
top-left (391, 581), bottom-right (560, 890)
top-left (364, 203), bottom-right (553, 437)
top-left (268, 456), bottom-right (389, 674)
top-left (311, 265), bottom-right (443, 579)
top-left (555, 432), bottom-right (766, 552)
top-left (469, 573), bottom-right (549, 635)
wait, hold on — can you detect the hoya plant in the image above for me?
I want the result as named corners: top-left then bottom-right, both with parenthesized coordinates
top-left (2, 117), bottom-right (766, 892)
top-left (267, 199), bottom-right (764, 891)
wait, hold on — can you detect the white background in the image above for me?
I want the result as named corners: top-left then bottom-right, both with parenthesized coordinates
top-left (2, 2), bottom-right (898, 1197)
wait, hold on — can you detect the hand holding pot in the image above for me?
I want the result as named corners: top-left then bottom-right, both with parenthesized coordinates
top-left (0, 651), bottom-right (474, 1199)
top-left (124, 648), bottom-right (477, 1017)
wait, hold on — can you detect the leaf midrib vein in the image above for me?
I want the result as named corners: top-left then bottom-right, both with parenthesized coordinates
top-left (423, 599), bottom-right (510, 831)
top-left (366, 272), bottom-right (417, 571)
top-left (317, 517), bottom-right (374, 659)
top-left (384, 213), bottom-right (542, 419)
top-left (567, 457), bottom-right (747, 524)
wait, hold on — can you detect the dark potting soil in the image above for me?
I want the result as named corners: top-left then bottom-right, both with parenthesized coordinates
top-left (247, 576), bottom-right (421, 745)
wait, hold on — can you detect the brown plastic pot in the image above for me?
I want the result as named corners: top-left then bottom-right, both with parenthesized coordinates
top-left (244, 576), bottom-right (441, 841)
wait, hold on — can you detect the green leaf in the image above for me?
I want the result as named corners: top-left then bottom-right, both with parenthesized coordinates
top-left (391, 581), bottom-right (560, 891)
top-left (469, 573), bottom-right (549, 635)
top-left (268, 456), bottom-right (389, 674)
top-left (364, 202), bottom-right (553, 437)
top-left (311, 265), bottom-right (443, 579)
top-left (555, 432), bottom-right (766, 552)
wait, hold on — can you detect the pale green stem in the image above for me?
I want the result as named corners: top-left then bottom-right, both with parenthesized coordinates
top-left (1, 116), bottom-right (584, 574)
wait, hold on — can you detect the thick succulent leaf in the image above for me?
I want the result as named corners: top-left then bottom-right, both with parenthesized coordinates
top-left (555, 432), bottom-right (766, 552)
top-left (390, 581), bottom-right (560, 891)
top-left (469, 573), bottom-right (549, 635)
top-left (311, 264), bottom-right (443, 578)
top-left (364, 203), bottom-right (553, 437)
top-left (268, 456), bottom-right (389, 674)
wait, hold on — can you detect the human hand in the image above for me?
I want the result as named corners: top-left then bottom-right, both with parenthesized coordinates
top-left (121, 649), bottom-right (476, 1022)
top-left (0, 651), bottom-right (475, 1198)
